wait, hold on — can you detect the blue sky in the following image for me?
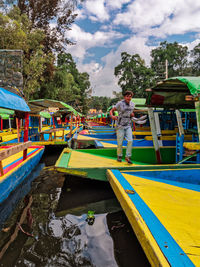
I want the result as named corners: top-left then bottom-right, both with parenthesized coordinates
top-left (66, 0), bottom-right (200, 97)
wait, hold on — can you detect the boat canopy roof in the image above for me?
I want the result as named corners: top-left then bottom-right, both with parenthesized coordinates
top-left (131, 98), bottom-right (147, 110)
top-left (0, 87), bottom-right (30, 112)
top-left (0, 108), bottom-right (14, 115)
top-left (0, 113), bottom-right (9, 119)
top-left (0, 108), bottom-right (14, 119)
top-left (168, 77), bottom-right (200, 95)
top-left (39, 111), bottom-right (51, 119)
top-left (29, 99), bottom-right (78, 115)
top-left (146, 76), bottom-right (200, 108)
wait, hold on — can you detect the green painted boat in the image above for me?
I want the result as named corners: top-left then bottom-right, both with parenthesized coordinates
top-left (55, 147), bottom-right (200, 181)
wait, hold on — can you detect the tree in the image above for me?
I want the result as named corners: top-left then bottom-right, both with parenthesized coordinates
top-left (78, 72), bottom-right (91, 114)
top-left (37, 52), bottom-right (91, 114)
top-left (114, 52), bottom-right (156, 97)
top-left (16, 0), bottom-right (78, 52)
top-left (88, 96), bottom-right (111, 112)
top-left (151, 41), bottom-right (189, 79)
top-left (1, 1), bottom-right (81, 101)
top-left (0, 6), bottom-right (53, 100)
top-left (109, 91), bottom-right (122, 107)
top-left (190, 43), bottom-right (200, 76)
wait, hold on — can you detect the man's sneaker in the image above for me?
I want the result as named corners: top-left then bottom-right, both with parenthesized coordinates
top-left (117, 156), bottom-right (122, 162)
top-left (125, 157), bottom-right (133, 164)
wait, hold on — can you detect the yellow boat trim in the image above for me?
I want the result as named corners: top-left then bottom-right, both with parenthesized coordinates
top-left (107, 170), bottom-right (169, 266)
top-left (56, 168), bottom-right (87, 176)
top-left (133, 131), bottom-right (152, 136)
top-left (183, 142), bottom-right (200, 150)
top-left (145, 135), bottom-right (193, 141)
top-left (41, 126), bottom-right (51, 131)
top-left (1, 134), bottom-right (18, 142)
top-left (68, 151), bottom-right (137, 168)
top-left (76, 135), bottom-right (98, 141)
top-left (32, 140), bottom-right (67, 145)
top-left (112, 171), bottom-right (200, 266)
top-left (98, 142), bottom-right (118, 148)
top-left (0, 147), bottom-right (43, 183)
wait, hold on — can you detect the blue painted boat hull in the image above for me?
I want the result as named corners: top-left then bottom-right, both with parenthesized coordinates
top-left (83, 133), bottom-right (117, 139)
top-left (0, 147), bottom-right (44, 204)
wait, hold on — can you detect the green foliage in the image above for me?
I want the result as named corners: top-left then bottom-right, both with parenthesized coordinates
top-left (0, 6), bottom-right (51, 100)
top-left (0, 11), bottom-right (27, 50)
top-left (190, 43), bottom-right (200, 76)
top-left (114, 52), bottom-right (156, 97)
top-left (16, 0), bottom-right (78, 52)
top-left (151, 41), bottom-right (189, 78)
top-left (37, 52), bottom-right (91, 114)
top-left (24, 50), bottom-right (54, 100)
top-left (88, 96), bottom-right (111, 112)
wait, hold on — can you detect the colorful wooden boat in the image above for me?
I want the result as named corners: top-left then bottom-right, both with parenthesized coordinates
top-left (94, 139), bottom-right (175, 148)
top-left (0, 85), bottom-right (45, 204)
top-left (0, 142), bottom-right (44, 204)
top-left (89, 130), bottom-right (116, 135)
top-left (107, 168), bottom-right (200, 266)
top-left (55, 147), bottom-right (200, 181)
top-left (81, 132), bottom-right (117, 139)
top-left (86, 125), bottom-right (112, 130)
top-left (72, 136), bottom-right (176, 149)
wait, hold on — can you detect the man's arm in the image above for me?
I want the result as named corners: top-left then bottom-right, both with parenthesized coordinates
top-left (110, 107), bottom-right (118, 120)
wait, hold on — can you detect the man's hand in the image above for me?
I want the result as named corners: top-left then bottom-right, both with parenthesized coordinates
top-left (112, 116), bottom-right (118, 120)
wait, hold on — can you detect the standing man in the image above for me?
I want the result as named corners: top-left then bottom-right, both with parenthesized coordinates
top-left (110, 91), bottom-right (135, 164)
top-left (110, 91), bottom-right (147, 164)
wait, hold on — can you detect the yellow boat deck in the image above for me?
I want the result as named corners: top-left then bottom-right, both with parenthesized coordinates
top-left (68, 150), bottom-right (135, 168)
top-left (76, 135), bottom-right (99, 141)
top-left (107, 169), bottom-right (200, 266)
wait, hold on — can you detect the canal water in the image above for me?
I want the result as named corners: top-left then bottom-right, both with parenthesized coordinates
top-left (0, 147), bottom-right (150, 267)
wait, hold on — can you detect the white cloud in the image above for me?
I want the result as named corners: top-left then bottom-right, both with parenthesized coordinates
top-left (65, 0), bottom-right (200, 97)
top-left (78, 61), bottom-right (103, 74)
top-left (66, 24), bottom-right (124, 59)
top-left (83, 0), bottom-right (109, 22)
top-left (114, 0), bottom-right (200, 38)
top-left (114, 0), bottom-right (176, 30)
top-left (74, 35), bottom-right (155, 97)
top-left (106, 0), bottom-right (131, 10)
top-left (76, 0), bottom-right (132, 22)
top-left (75, 8), bottom-right (86, 20)
top-left (116, 35), bottom-right (155, 65)
top-left (183, 38), bottom-right (200, 51)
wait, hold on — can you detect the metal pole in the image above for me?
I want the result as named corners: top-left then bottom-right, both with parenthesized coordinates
top-left (175, 110), bottom-right (184, 136)
top-left (165, 59), bottom-right (168, 79)
top-left (9, 117), bottom-right (11, 131)
top-left (148, 108), bottom-right (162, 164)
top-left (195, 95), bottom-right (200, 142)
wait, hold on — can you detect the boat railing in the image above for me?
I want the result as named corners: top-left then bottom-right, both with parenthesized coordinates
top-left (0, 141), bottom-right (32, 176)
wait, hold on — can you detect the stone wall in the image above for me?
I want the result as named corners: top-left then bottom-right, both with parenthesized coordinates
top-left (0, 50), bottom-right (23, 93)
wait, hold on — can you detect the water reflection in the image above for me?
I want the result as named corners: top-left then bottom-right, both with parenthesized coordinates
top-left (0, 166), bottom-right (149, 267)
top-left (0, 163), bottom-right (44, 230)
top-left (42, 213), bottom-right (117, 267)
